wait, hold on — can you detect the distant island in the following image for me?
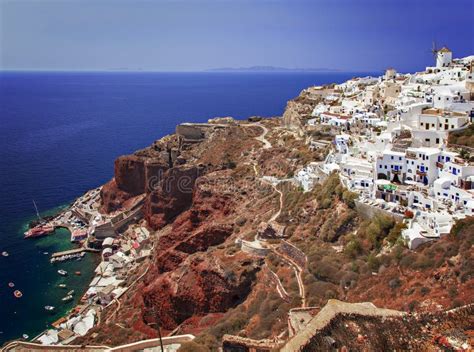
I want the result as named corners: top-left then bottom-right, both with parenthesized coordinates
top-left (206, 66), bottom-right (343, 72)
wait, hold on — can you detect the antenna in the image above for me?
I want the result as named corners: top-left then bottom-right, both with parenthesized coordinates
top-left (33, 200), bottom-right (42, 221)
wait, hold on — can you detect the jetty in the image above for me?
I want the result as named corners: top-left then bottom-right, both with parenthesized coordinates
top-left (51, 247), bottom-right (99, 259)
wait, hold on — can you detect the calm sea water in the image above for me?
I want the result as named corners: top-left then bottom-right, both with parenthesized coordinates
top-left (0, 71), bottom-right (378, 344)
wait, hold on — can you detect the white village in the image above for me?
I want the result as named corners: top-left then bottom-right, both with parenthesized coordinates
top-left (293, 46), bottom-right (474, 250)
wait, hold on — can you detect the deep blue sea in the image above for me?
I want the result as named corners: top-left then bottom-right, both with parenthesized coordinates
top-left (0, 71), bottom-right (378, 344)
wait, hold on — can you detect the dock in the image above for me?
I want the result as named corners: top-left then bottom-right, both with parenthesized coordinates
top-left (51, 247), bottom-right (99, 258)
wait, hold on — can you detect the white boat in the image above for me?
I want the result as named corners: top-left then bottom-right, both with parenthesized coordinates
top-left (67, 290), bottom-right (75, 296)
top-left (22, 334), bottom-right (29, 340)
top-left (44, 305), bottom-right (55, 312)
top-left (62, 295), bottom-right (73, 302)
top-left (58, 284), bottom-right (67, 289)
top-left (57, 269), bottom-right (68, 276)
top-left (1, 251), bottom-right (9, 257)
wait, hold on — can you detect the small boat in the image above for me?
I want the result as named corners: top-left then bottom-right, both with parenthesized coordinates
top-left (1, 251), bottom-right (9, 257)
top-left (13, 290), bottom-right (23, 298)
top-left (67, 290), bottom-right (75, 296)
top-left (74, 271), bottom-right (81, 276)
top-left (57, 269), bottom-right (68, 276)
top-left (58, 284), bottom-right (67, 289)
top-left (22, 334), bottom-right (29, 340)
top-left (61, 295), bottom-right (73, 302)
top-left (43, 252), bottom-right (49, 255)
top-left (8, 282), bottom-right (15, 288)
top-left (44, 305), bottom-right (55, 312)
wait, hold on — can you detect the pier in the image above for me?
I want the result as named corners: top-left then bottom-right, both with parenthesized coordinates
top-left (51, 247), bottom-right (99, 259)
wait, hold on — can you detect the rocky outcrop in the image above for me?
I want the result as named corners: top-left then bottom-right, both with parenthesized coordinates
top-left (142, 254), bottom-right (260, 330)
top-left (144, 165), bottom-right (203, 230)
top-left (114, 155), bottom-right (147, 195)
top-left (100, 179), bottom-right (134, 213)
top-left (282, 90), bottom-right (323, 135)
top-left (100, 138), bottom-right (177, 213)
top-left (282, 100), bottom-right (306, 134)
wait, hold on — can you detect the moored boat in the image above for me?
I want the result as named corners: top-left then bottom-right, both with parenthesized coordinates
top-left (61, 295), bottom-right (73, 302)
top-left (44, 305), bottom-right (55, 312)
top-left (67, 290), bottom-right (75, 296)
top-left (14, 290), bottom-right (23, 298)
top-left (57, 269), bottom-right (68, 276)
top-left (24, 225), bottom-right (54, 239)
top-left (1, 251), bottom-right (9, 257)
top-left (8, 282), bottom-right (15, 288)
top-left (58, 283), bottom-right (67, 288)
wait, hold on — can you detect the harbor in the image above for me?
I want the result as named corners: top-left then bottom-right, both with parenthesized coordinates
top-left (8, 185), bottom-right (154, 347)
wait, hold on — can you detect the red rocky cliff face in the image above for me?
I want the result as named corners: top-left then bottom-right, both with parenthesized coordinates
top-left (100, 179), bottom-right (134, 213)
top-left (144, 165), bottom-right (203, 230)
top-left (138, 171), bottom-right (261, 330)
top-left (114, 155), bottom-right (147, 195)
top-left (141, 253), bottom-right (260, 330)
top-left (100, 151), bottom-right (170, 213)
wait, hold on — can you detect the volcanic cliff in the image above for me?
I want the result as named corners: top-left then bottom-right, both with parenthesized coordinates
top-left (75, 104), bottom-right (473, 350)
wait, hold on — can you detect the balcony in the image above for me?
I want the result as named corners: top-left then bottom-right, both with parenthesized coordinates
top-left (416, 170), bottom-right (426, 176)
top-left (406, 152), bottom-right (417, 160)
top-left (436, 161), bottom-right (444, 168)
top-left (392, 170), bottom-right (401, 175)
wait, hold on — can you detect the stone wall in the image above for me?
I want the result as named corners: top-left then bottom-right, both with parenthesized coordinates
top-left (355, 200), bottom-right (404, 221)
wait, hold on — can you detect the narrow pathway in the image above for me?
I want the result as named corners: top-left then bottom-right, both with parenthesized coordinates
top-left (245, 123), bottom-right (307, 307)
top-left (253, 123), bottom-right (272, 149)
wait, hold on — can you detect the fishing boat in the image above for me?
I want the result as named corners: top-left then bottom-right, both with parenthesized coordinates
top-left (57, 269), bottom-right (68, 276)
top-left (58, 284), bottom-right (67, 289)
top-left (61, 295), bottom-right (73, 302)
top-left (67, 290), bottom-right (75, 296)
top-left (1, 251), bottom-right (9, 257)
top-left (8, 282), bottom-right (15, 288)
top-left (44, 305), bottom-right (55, 312)
top-left (13, 290), bottom-right (23, 298)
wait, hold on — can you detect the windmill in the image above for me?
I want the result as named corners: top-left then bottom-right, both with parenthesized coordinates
top-left (430, 41), bottom-right (440, 64)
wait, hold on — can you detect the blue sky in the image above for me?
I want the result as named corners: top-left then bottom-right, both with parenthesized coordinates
top-left (0, 0), bottom-right (473, 72)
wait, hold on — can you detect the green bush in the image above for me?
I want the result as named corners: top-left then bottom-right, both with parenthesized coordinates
top-left (367, 253), bottom-right (381, 271)
top-left (342, 190), bottom-right (358, 209)
top-left (345, 237), bottom-right (362, 258)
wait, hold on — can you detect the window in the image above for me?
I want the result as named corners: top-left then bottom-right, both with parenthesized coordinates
top-left (436, 138), bottom-right (440, 144)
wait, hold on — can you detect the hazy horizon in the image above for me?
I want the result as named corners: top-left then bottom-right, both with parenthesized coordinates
top-left (1, 0), bottom-right (473, 72)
